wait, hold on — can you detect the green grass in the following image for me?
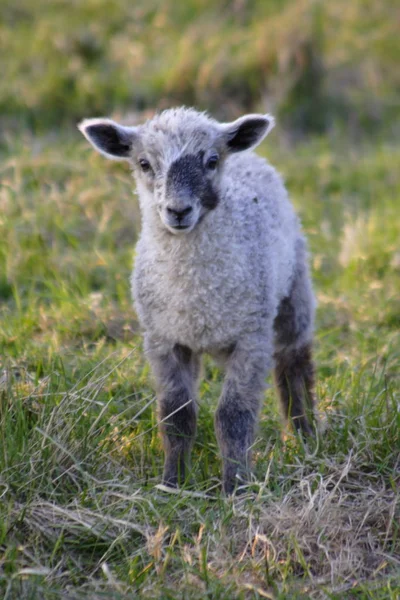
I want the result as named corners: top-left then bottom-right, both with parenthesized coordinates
top-left (0, 127), bottom-right (399, 598)
top-left (1, 0), bottom-right (399, 133)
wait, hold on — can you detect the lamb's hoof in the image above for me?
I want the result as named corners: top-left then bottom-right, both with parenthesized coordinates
top-left (161, 476), bottom-right (179, 489)
top-left (222, 473), bottom-right (250, 496)
top-left (155, 483), bottom-right (181, 494)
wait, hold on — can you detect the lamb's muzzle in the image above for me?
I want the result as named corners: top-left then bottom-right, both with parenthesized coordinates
top-left (79, 106), bottom-right (317, 494)
top-left (163, 204), bottom-right (196, 232)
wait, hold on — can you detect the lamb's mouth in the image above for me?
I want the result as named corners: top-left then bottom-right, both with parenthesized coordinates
top-left (162, 215), bottom-right (197, 234)
top-left (165, 222), bottom-right (194, 234)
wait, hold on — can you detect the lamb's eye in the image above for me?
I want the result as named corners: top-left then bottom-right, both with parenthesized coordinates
top-left (206, 155), bottom-right (219, 171)
top-left (139, 158), bottom-right (152, 173)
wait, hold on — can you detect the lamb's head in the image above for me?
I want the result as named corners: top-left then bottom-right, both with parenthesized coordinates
top-left (79, 107), bottom-right (274, 234)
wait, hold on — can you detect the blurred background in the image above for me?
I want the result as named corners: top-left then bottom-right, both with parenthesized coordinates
top-left (1, 0), bottom-right (399, 355)
top-left (1, 0), bottom-right (399, 137)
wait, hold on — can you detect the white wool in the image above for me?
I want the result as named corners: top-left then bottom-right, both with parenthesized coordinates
top-left (132, 143), bottom-right (303, 356)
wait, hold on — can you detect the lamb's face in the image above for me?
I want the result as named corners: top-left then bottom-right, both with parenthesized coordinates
top-left (132, 122), bottom-right (223, 234)
top-left (79, 108), bottom-right (274, 235)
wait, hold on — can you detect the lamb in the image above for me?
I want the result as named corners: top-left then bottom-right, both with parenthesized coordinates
top-left (79, 107), bottom-right (316, 494)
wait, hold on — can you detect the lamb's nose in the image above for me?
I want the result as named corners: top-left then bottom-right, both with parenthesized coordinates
top-left (166, 206), bottom-right (193, 220)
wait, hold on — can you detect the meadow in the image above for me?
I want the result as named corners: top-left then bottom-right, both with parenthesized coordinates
top-left (0, 0), bottom-right (399, 598)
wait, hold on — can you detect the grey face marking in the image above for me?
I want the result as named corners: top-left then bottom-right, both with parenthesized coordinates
top-left (166, 152), bottom-right (220, 212)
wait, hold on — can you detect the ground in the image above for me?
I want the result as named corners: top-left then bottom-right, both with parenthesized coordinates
top-left (0, 129), bottom-right (399, 598)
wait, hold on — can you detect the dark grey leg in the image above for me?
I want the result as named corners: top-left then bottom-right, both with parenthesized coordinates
top-left (147, 341), bottom-right (200, 487)
top-left (274, 342), bottom-right (315, 436)
top-left (273, 238), bottom-right (316, 436)
top-left (215, 336), bottom-right (272, 494)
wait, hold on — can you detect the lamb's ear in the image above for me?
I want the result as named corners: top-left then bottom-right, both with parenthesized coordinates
top-left (221, 114), bottom-right (274, 153)
top-left (78, 118), bottom-right (139, 160)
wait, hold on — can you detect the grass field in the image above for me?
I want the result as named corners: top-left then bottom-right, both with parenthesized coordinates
top-left (0, 128), bottom-right (399, 598)
top-left (1, 0), bottom-right (400, 597)
top-left (1, 0), bottom-right (399, 134)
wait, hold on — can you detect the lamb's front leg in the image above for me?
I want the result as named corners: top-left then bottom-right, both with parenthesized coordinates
top-left (215, 334), bottom-right (272, 494)
top-left (147, 340), bottom-right (200, 487)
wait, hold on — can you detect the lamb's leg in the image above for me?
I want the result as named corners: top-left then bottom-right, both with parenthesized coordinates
top-left (215, 335), bottom-right (272, 494)
top-left (273, 239), bottom-right (316, 436)
top-left (147, 341), bottom-right (200, 487)
top-left (274, 343), bottom-right (315, 436)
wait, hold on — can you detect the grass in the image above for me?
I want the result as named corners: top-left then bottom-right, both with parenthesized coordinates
top-left (1, 0), bottom-right (399, 133)
top-left (0, 125), bottom-right (399, 598)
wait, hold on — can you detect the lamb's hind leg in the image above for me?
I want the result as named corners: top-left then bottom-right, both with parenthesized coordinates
top-left (215, 334), bottom-right (272, 494)
top-left (273, 239), bottom-right (316, 436)
top-left (147, 340), bottom-right (200, 487)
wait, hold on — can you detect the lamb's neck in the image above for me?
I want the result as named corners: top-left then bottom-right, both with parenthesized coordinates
top-left (141, 217), bottom-right (220, 267)
top-left (144, 222), bottom-right (194, 253)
